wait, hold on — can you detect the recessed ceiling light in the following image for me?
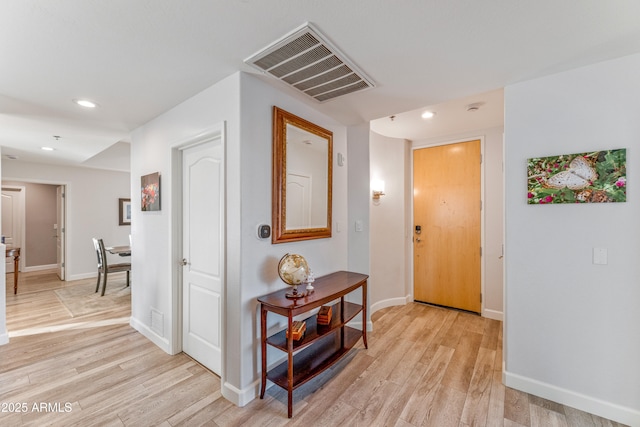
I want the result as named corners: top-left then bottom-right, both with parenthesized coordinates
top-left (74, 99), bottom-right (98, 108)
top-left (421, 111), bottom-right (435, 119)
top-left (41, 147), bottom-right (55, 151)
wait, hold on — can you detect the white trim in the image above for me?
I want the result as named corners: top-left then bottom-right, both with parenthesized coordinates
top-left (504, 370), bottom-right (640, 426)
top-left (222, 379), bottom-right (257, 407)
top-left (22, 264), bottom-right (58, 272)
top-left (370, 295), bottom-right (410, 316)
top-left (482, 308), bottom-right (503, 321)
top-left (66, 272), bottom-right (98, 281)
top-left (129, 316), bottom-right (172, 354)
top-left (0, 332), bottom-right (8, 345)
top-left (1, 185), bottom-right (26, 271)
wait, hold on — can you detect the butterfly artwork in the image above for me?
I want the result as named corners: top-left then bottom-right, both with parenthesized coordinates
top-left (527, 149), bottom-right (626, 204)
top-left (544, 156), bottom-right (597, 190)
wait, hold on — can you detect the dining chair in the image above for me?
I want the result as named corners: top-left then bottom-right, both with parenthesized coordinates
top-left (92, 237), bottom-right (131, 296)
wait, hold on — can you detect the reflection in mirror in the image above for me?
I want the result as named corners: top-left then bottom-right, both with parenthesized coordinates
top-left (273, 107), bottom-right (332, 243)
top-left (286, 124), bottom-right (328, 229)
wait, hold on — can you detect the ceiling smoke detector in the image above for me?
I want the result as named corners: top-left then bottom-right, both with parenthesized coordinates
top-left (245, 23), bottom-right (375, 102)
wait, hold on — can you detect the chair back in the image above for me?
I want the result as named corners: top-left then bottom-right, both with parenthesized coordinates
top-left (92, 237), bottom-right (106, 271)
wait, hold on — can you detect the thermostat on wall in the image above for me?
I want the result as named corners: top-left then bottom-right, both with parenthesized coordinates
top-left (258, 224), bottom-right (271, 239)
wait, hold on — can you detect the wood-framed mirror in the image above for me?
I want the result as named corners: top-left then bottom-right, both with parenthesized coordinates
top-left (272, 106), bottom-right (333, 244)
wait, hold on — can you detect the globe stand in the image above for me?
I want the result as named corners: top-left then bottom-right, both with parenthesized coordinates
top-left (285, 285), bottom-right (307, 299)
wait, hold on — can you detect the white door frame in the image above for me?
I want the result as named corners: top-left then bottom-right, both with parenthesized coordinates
top-left (1, 185), bottom-right (26, 272)
top-left (170, 123), bottom-right (226, 374)
top-left (56, 185), bottom-right (66, 280)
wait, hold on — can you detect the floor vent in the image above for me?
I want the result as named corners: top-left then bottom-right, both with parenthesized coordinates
top-left (245, 23), bottom-right (375, 102)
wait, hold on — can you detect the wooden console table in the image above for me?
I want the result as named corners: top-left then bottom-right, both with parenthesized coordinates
top-left (258, 270), bottom-right (368, 418)
top-left (6, 247), bottom-right (20, 294)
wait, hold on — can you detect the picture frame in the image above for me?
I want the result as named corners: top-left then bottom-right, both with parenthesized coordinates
top-left (141, 172), bottom-right (161, 211)
top-left (118, 198), bottom-right (131, 225)
top-left (527, 148), bottom-right (626, 204)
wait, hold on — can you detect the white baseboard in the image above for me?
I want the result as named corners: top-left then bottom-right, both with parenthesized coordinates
top-left (370, 296), bottom-right (410, 316)
top-left (223, 379), bottom-right (259, 407)
top-left (482, 308), bottom-right (503, 321)
top-left (22, 264), bottom-right (58, 273)
top-left (67, 272), bottom-right (98, 281)
top-left (129, 316), bottom-right (171, 355)
top-left (0, 331), bottom-right (8, 345)
top-left (504, 370), bottom-right (640, 426)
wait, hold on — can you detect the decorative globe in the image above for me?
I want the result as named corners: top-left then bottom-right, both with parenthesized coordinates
top-left (278, 253), bottom-right (310, 286)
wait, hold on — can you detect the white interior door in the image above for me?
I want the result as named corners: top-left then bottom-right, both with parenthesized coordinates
top-left (56, 185), bottom-right (66, 280)
top-left (2, 187), bottom-right (24, 273)
top-left (182, 138), bottom-right (223, 375)
top-left (286, 172), bottom-right (311, 229)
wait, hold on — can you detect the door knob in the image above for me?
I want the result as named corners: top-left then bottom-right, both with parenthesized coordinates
top-left (180, 258), bottom-right (189, 266)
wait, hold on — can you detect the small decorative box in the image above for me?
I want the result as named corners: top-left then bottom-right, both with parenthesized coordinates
top-left (286, 320), bottom-right (306, 341)
top-left (317, 305), bottom-right (332, 325)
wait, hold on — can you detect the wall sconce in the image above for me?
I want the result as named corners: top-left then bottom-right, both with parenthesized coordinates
top-left (371, 180), bottom-right (385, 200)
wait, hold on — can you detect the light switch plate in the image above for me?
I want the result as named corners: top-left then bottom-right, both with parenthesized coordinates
top-left (593, 247), bottom-right (608, 265)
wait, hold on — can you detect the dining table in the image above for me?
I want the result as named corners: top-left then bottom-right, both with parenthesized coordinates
top-left (6, 247), bottom-right (21, 294)
top-left (106, 245), bottom-right (131, 257)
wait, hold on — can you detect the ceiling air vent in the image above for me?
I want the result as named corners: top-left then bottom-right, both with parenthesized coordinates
top-left (245, 23), bottom-right (375, 102)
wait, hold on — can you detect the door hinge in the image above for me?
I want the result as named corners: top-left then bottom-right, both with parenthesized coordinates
top-left (62, 262), bottom-right (65, 268)
top-left (480, 293), bottom-right (482, 303)
top-left (480, 154), bottom-right (483, 164)
top-left (480, 247), bottom-right (482, 256)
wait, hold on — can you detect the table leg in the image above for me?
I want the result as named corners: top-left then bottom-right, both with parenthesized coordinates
top-left (260, 305), bottom-right (267, 399)
top-left (362, 281), bottom-right (368, 349)
top-left (13, 254), bottom-right (19, 295)
top-left (287, 315), bottom-right (294, 418)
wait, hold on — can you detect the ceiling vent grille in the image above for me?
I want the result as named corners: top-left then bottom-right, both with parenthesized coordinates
top-left (245, 23), bottom-right (375, 102)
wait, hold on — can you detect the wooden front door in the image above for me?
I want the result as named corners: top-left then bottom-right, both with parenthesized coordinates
top-left (413, 140), bottom-right (481, 313)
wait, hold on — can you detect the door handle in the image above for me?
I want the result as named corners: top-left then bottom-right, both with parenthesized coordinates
top-left (180, 258), bottom-right (189, 266)
top-left (415, 237), bottom-right (421, 242)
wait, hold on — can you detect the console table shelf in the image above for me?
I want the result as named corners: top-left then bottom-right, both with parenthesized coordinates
top-left (258, 270), bottom-right (368, 418)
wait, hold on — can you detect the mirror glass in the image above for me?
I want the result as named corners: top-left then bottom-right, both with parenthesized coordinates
top-left (272, 107), bottom-right (332, 243)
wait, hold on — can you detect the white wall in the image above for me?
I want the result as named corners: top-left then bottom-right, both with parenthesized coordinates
top-left (504, 53), bottom-right (640, 426)
top-left (238, 74), bottom-right (349, 394)
top-left (129, 72), bottom-right (351, 406)
top-left (411, 127), bottom-right (505, 319)
top-left (347, 123), bottom-right (371, 316)
top-left (1, 161), bottom-right (131, 279)
top-left (129, 72), bottom-right (241, 391)
top-left (369, 132), bottom-right (411, 312)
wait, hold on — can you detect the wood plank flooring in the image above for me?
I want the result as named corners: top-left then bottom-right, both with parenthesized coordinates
top-left (1, 271), bottom-right (628, 426)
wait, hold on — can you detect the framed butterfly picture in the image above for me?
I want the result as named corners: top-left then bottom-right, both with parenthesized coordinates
top-left (527, 149), bottom-right (626, 204)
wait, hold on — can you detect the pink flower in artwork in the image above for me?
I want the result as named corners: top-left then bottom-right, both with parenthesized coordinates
top-left (539, 195), bottom-right (553, 204)
top-left (528, 192), bottom-right (534, 199)
top-left (615, 177), bottom-right (626, 188)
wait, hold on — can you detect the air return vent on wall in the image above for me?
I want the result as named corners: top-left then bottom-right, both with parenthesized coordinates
top-left (245, 23), bottom-right (375, 102)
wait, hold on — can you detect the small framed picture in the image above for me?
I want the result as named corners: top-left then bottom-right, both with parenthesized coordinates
top-left (141, 172), bottom-right (161, 211)
top-left (119, 198), bottom-right (131, 225)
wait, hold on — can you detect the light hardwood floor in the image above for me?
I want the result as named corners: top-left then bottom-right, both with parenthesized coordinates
top-left (1, 271), bottom-right (628, 426)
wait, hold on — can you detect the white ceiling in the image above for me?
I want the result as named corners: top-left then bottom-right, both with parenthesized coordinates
top-left (2, 1), bottom-right (640, 171)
